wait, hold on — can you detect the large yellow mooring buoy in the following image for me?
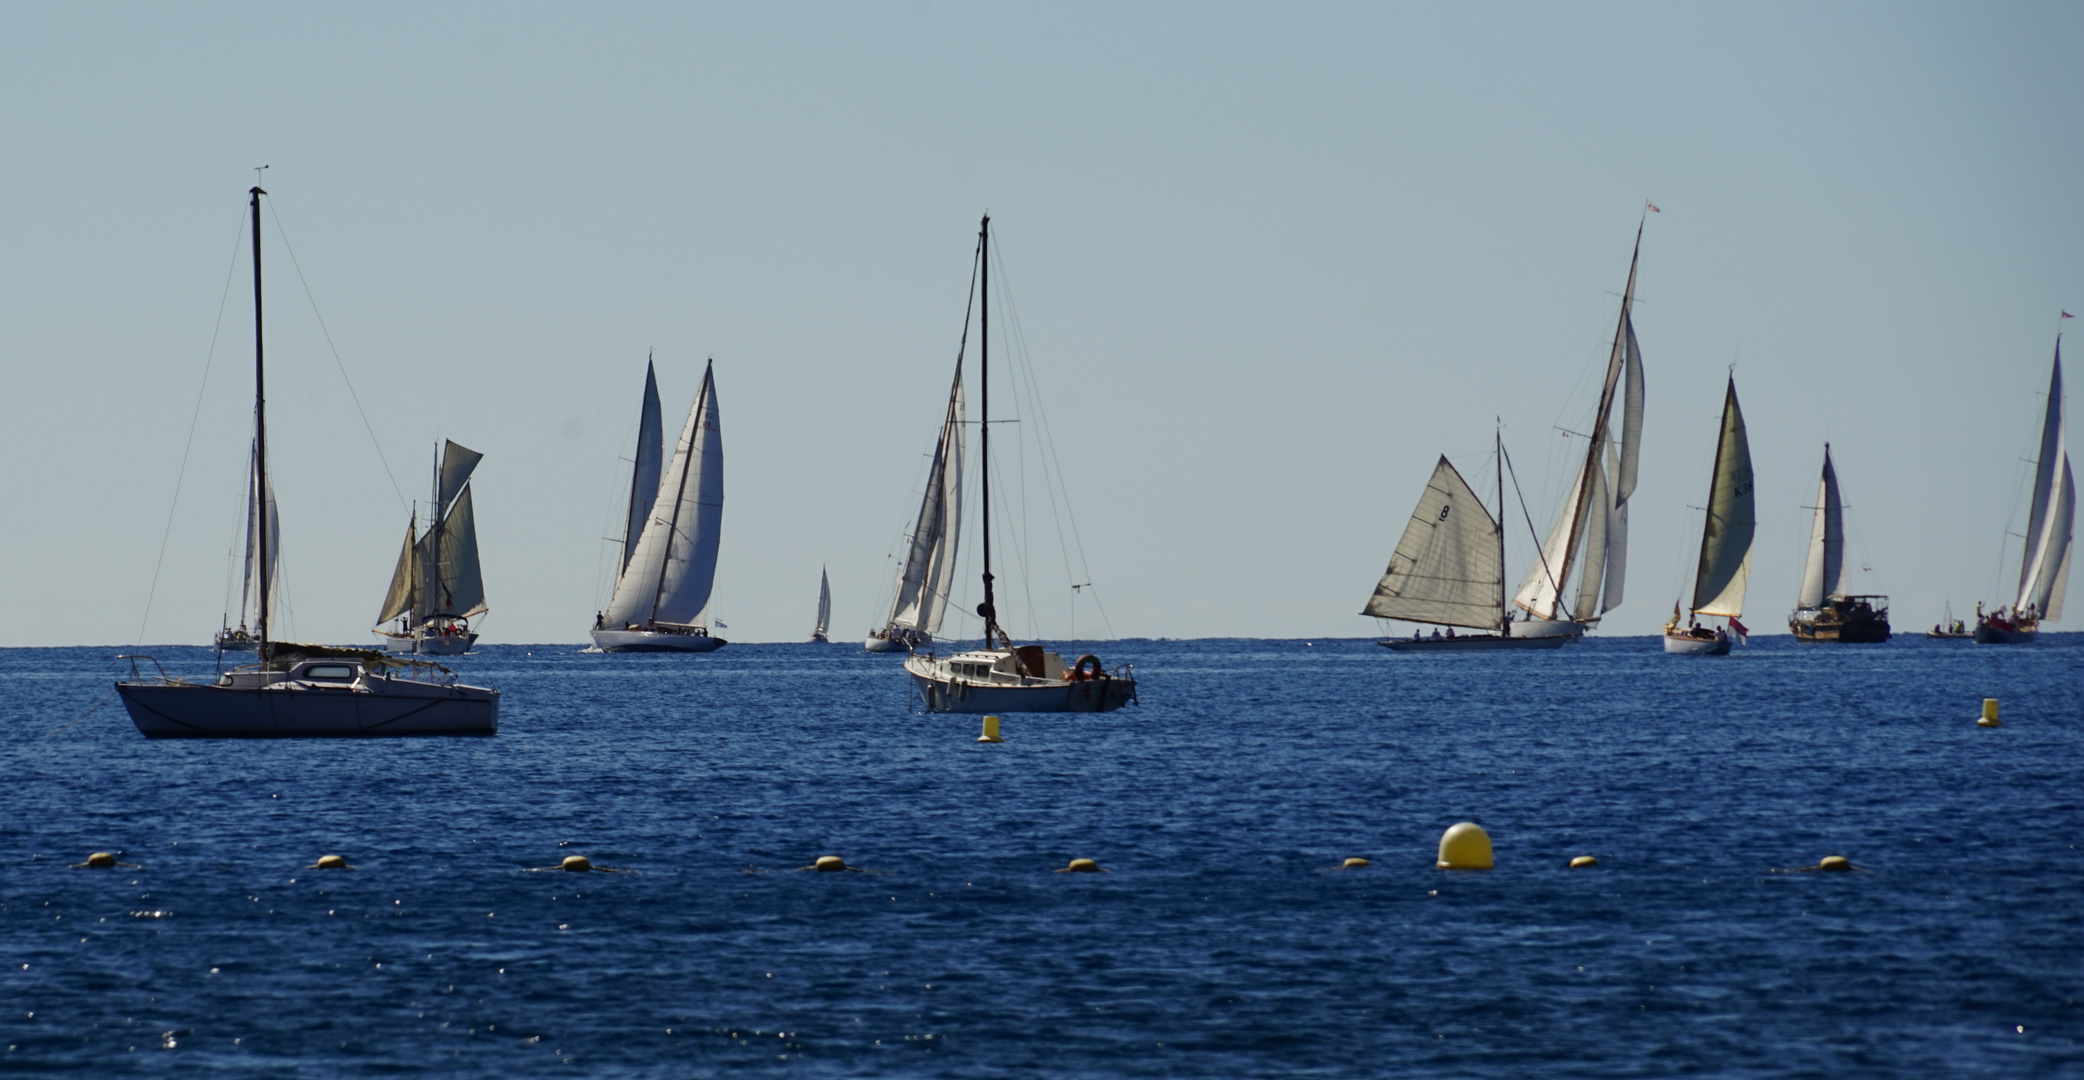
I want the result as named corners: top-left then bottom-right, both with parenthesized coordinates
top-left (1817, 855), bottom-right (1852, 871)
top-left (977, 715), bottom-right (1003, 743)
top-left (1342, 857), bottom-right (1372, 870)
top-left (81, 852), bottom-right (118, 869)
top-left (1978, 699), bottom-right (2002, 727)
top-left (814, 855), bottom-right (849, 872)
top-left (1055, 858), bottom-right (1107, 873)
top-left (309, 855), bottom-right (354, 870)
top-left (561, 855), bottom-right (592, 872)
top-left (1436, 823), bottom-right (1493, 870)
top-left (1569, 855), bottom-right (1599, 869)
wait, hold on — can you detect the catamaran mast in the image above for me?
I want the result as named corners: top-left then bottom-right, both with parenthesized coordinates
top-left (250, 185), bottom-right (270, 652)
top-left (975, 215), bottom-right (999, 646)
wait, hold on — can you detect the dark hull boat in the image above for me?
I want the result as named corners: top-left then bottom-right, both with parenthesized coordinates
top-left (1787, 446), bottom-right (1891, 643)
top-left (1791, 597), bottom-right (1891, 643)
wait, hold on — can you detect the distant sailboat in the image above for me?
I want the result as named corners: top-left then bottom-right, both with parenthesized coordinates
top-left (811, 567), bottom-right (832, 643)
top-left (213, 439), bottom-right (276, 652)
top-left (119, 185), bottom-right (498, 737)
top-left (591, 359), bottom-right (728, 653)
top-left (1926, 602), bottom-right (1970, 639)
top-left (1788, 444), bottom-right (1890, 642)
top-left (1368, 434), bottom-right (1568, 651)
top-left (904, 215), bottom-right (1137, 712)
top-left (1664, 377), bottom-right (1754, 655)
top-left (374, 440), bottom-right (486, 655)
top-left (1976, 337), bottom-right (2073, 644)
top-left (867, 360), bottom-right (964, 653)
top-left (1511, 225), bottom-right (1647, 640)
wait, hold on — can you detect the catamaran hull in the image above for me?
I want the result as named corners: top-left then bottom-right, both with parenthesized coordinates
top-left (909, 673), bottom-right (1136, 713)
top-left (1507, 618), bottom-right (1588, 640)
top-left (116, 683), bottom-right (498, 738)
top-left (1973, 626), bottom-right (2037, 644)
top-left (378, 632), bottom-right (479, 656)
top-left (589, 629), bottom-right (728, 653)
top-left (1380, 635), bottom-right (1568, 652)
top-left (1663, 633), bottom-right (1731, 655)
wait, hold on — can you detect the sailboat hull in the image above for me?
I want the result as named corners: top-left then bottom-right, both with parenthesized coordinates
top-left (1972, 625), bottom-right (2037, 644)
top-left (1506, 618), bottom-right (1588, 640)
top-left (377, 631), bottom-right (479, 656)
top-left (590, 628), bottom-right (728, 653)
top-left (904, 652), bottom-right (1135, 713)
top-left (116, 680), bottom-right (498, 738)
top-left (1662, 631), bottom-right (1731, 655)
top-left (1380, 634), bottom-right (1568, 652)
top-left (865, 629), bottom-right (930, 653)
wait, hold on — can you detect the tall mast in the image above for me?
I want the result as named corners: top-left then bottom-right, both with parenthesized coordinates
top-left (1496, 426), bottom-right (1508, 631)
top-left (250, 186), bottom-right (270, 651)
top-left (975, 215), bottom-right (998, 646)
top-left (430, 442), bottom-right (443, 619)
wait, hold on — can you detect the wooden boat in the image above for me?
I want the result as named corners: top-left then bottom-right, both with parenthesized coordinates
top-left (1788, 444), bottom-right (1890, 642)
top-left (1974, 335), bottom-right (2072, 644)
top-left (1664, 377), bottom-right (1754, 655)
top-left (374, 440), bottom-right (486, 655)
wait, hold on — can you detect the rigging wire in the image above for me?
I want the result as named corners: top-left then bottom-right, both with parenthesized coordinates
top-left (262, 197), bottom-right (408, 512)
top-left (135, 204), bottom-right (249, 646)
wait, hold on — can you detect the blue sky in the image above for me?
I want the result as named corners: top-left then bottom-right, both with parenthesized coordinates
top-left (2, 3), bottom-right (2078, 644)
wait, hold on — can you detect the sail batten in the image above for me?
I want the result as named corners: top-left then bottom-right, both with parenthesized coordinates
top-left (1692, 379), bottom-right (1755, 618)
top-left (1364, 456), bottom-right (1505, 630)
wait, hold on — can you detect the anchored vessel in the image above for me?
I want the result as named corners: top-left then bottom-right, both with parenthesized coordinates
top-left (1369, 434), bottom-right (1568, 651)
top-left (1974, 337), bottom-right (2072, 644)
top-left (904, 216), bottom-right (1137, 712)
top-left (1664, 377), bottom-right (1755, 655)
top-left (811, 567), bottom-right (832, 643)
top-left (1788, 444), bottom-right (1890, 642)
top-left (591, 359), bottom-right (728, 653)
top-left (375, 440), bottom-right (486, 655)
top-left (118, 186), bottom-right (498, 737)
top-left (867, 358), bottom-right (965, 653)
top-left (1510, 224), bottom-right (1648, 640)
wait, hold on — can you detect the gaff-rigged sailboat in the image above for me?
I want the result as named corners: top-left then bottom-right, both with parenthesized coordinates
top-left (374, 440), bottom-right (486, 655)
top-left (904, 215), bottom-right (1136, 713)
top-left (1788, 444), bottom-right (1891, 642)
top-left (1976, 336), bottom-right (2073, 643)
top-left (117, 186), bottom-right (498, 737)
top-left (867, 360), bottom-right (964, 653)
top-left (1368, 436), bottom-right (1569, 651)
top-left (591, 359), bottom-right (728, 653)
top-left (213, 439), bottom-right (276, 652)
top-left (811, 567), bottom-right (832, 643)
top-left (1511, 226), bottom-right (1647, 640)
top-left (1664, 377), bottom-right (1754, 655)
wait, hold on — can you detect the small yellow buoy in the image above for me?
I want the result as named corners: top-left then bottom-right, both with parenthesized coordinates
top-left (1436, 822), bottom-right (1493, 870)
top-left (561, 855), bottom-right (593, 872)
top-left (814, 855), bottom-right (848, 872)
top-left (1056, 858), bottom-right (1106, 873)
top-left (977, 715), bottom-right (1003, 743)
top-left (1341, 857), bottom-right (1371, 870)
top-left (85, 852), bottom-right (117, 869)
top-left (1569, 855), bottom-right (1598, 869)
top-left (1817, 855), bottom-right (1852, 872)
top-left (1978, 698), bottom-right (2002, 727)
top-left (311, 855), bottom-right (352, 870)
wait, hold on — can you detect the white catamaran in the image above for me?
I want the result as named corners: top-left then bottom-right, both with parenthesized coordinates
top-left (867, 359), bottom-right (964, 653)
top-left (118, 185), bottom-right (498, 737)
top-left (1368, 434), bottom-right (1569, 651)
top-left (374, 440), bottom-right (486, 655)
top-left (591, 359), bottom-right (728, 653)
top-left (903, 215), bottom-right (1137, 713)
top-left (213, 439), bottom-right (276, 652)
top-left (1511, 226), bottom-right (1648, 640)
top-left (1664, 376), bottom-right (1755, 655)
top-left (811, 567), bottom-right (832, 643)
top-left (1976, 336), bottom-right (2073, 644)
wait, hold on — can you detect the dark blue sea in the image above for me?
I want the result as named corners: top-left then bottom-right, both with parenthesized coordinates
top-left (3, 636), bottom-right (2081, 1077)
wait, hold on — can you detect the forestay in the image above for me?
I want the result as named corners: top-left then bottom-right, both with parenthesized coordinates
top-left (1692, 379), bottom-right (1755, 618)
top-left (605, 362), bottom-right (724, 627)
top-left (1796, 446), bottom-right (1846, 609)
top-left (1364, 456), bottom-right (1503, 630)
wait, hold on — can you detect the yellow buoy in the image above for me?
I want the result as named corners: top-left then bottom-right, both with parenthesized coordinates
top-left (1817, 855), bottom-right (1852, 872)
top-left (814, 855), bottom-right (848, 872)
top-left (311, 855), bottom-right (352, 870)
top-left (1978, 698), bottom-right (2002, 727)
top-left (1436, 822), bottom-right (1493, 870)
top-left (1341, 857), bottom-right (1371, 869)
top-left (85, 852), bottom-right (117, 869)
top-left (1055, 858), bottom-right (1106, 873)
top-left (977, 715), bottom-right (1003, 743)
top-left (1569, 855), bottom-right (1598, 869)
top-left (561, 855), bottom-right (592, 872)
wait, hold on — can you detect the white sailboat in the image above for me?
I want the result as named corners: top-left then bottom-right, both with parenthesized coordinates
top-left (374, 440), bottom-right (486, 655)
top-left (811, 567), bottom-right (832, 643)
top-left (867, 359), bottom-right (964, 653)
top-left (1510, 225), bottom-right (1647, 640)
top-left (213, 439), bottom-right (276, 652)
top-left (1664, 376), bottom-right (1754, 655)
top-left (118, 185), bottom-right (498, 737)
top-left (1369, 435), bottom-right (1569, 651)
top-left (591, 359), bottom-right (728, 653)
top-left (1788, 444), bottom-right (1891, 642)
top-left (904, 215), bottom-right (1137, 713)
top-left (1976, 336), bottom-right (2073, 643)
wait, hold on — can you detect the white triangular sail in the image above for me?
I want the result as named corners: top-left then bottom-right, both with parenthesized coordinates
top-left (886, 362), bottom-right (966, 635)
top-left (1796, 445), bottom-right (1847, 609)
top-left (814, 567), bottom-right (832, 638)
top-left (1692, 379), bottom-right (1755, 618)
top-left (622, 361), bottom-right (665, 574)
top-left (239, 439), bottom-right (280, 626)
top-left (605, 362), bottom-right (724, 627)
top-left (1364, 456), bottom-right (1504, 630)
top-left (2015, 345), bottom-right (2072, 620)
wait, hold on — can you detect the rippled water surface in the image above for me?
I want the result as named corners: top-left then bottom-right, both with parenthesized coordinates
top-left (3, 636), bottom-right (2081, 1077)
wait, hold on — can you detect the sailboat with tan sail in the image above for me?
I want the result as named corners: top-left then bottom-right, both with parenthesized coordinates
top-left (1664, 376), bottom-right (1755, 655)
top-left (374, 440), bottom-right (487, 655)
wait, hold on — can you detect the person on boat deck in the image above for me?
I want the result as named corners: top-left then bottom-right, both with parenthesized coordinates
top-left (1431, 628), bottom-right (1442, 639)
top-left (1446, 627), bottom-right (1456, 638)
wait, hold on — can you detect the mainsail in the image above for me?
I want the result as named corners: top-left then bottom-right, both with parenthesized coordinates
top-left (374, 439), bottom-right (487, 627)
top-left (885, 362), bottom-right (966, 635)
top-left (622, 359), bottom-right (665, 574)
top-left (1795, 445), bottom-right (1847, 609)
top-left (2015, 342), bottom-right (2073, 620)
top-left (1691, 378), bottom-right (1755, 618)
top-left (605, 361), bottom-right (724, 628)
top-left (1513, 230), bottom-right (1647, 623)
top-left (1364, 456), bottom-right (1504, 630)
